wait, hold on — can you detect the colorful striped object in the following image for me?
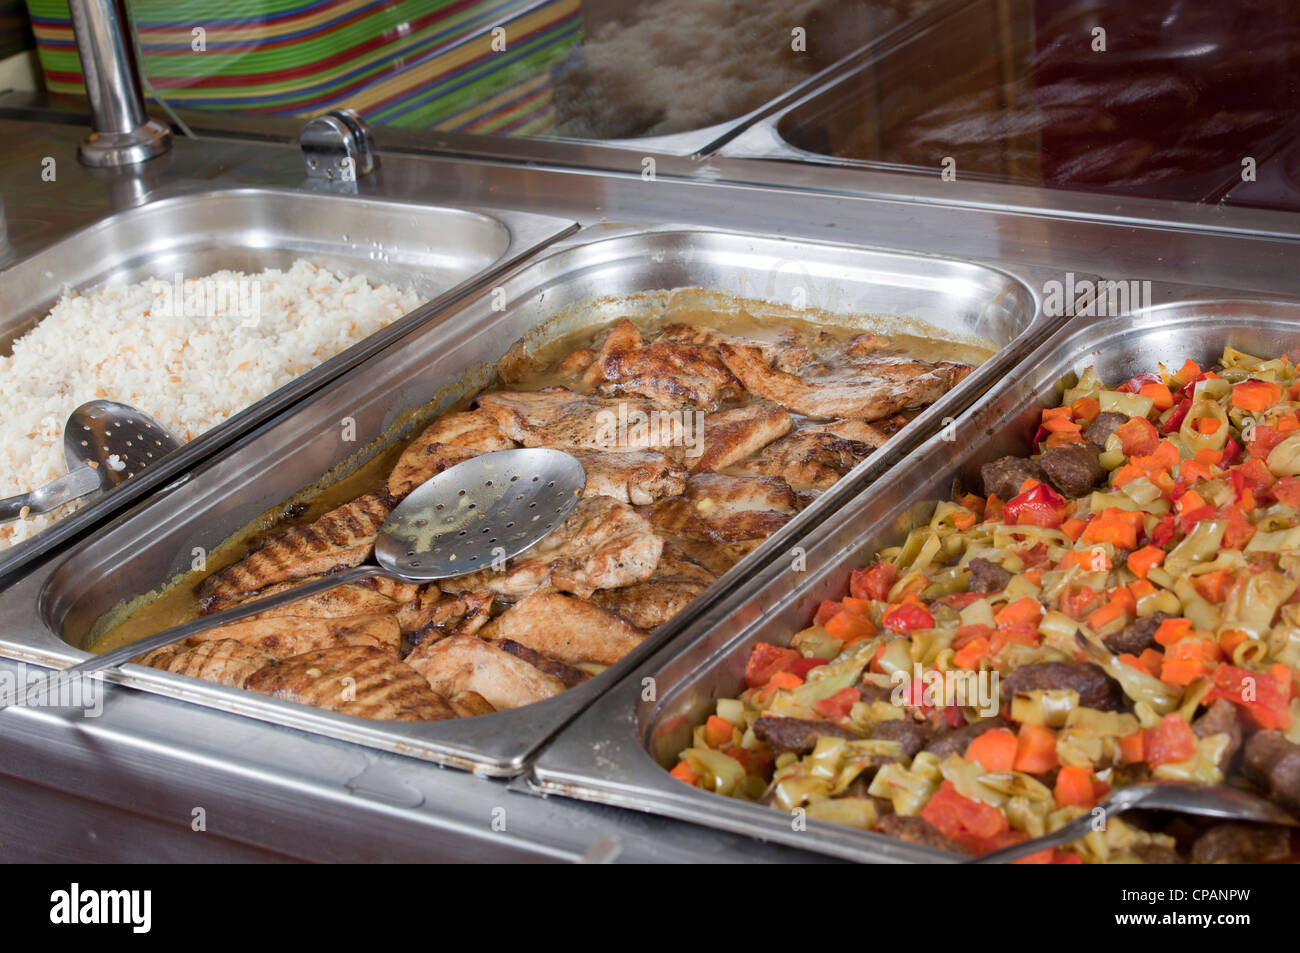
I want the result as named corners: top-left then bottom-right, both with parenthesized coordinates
top-left (27, 0), bottom-right (582, 134)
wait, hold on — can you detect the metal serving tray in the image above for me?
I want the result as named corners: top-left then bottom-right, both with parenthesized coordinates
top-left (720, 0), bottom-right (1297, 204)
top-left (0, 187), bottom-right (575, 584)
top-left (529, 298), bottom-right (1300, 862)
top-left (0, 225), bottom-right (1056, 778)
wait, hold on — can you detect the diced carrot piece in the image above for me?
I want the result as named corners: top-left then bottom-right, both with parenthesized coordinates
top-left (1013, 723), bottom-right (1059, 774)
top-left (1232, 379), bottom-right (1283, 412)
top-left (1179, 460), bottom-right (1214, 485)
top-left (1117, 731), bottom-right (1146, 765)
top-left (705, 715), bottom-right (734, 747)
top-left (1172, 359), bottom-right (1202, 386)
top-left (770, 671), bottom-right (804, 690)
top-left (953, 637), bottom-right (990, 670)
top-left (1043, 416), bottom-right (1082, 435)
top-left (990, 626), bottom-right (1040, 654)
top-left (995, 597), bottom-right (1043, 628)
top-left (1160, 658), bottom-right (1206, 686)
top-left (1127, 545), bottom-right (1166, 579)
top-left (984, 494), bottom-right (1004, 523)
top-left (1054, 765), bottom-right (1099, 808)
top-left (1087, 595), bottom-right (1129, 630)
top-left (1059, 550), bottom-right (1110, 572)
top-left (1192, 568), bottom-right (1234, 604)
top-left (670, 761), bottom-right (699, 785)
top-left (1060, 516), bottom-right (1087, 541)
top-left (1219, 628), bottom-right (1249, 658)
top-left (841, 597), bottom-right (873, 615)
top-left (1197, 416), bottom-right (1222, 435)
top-left (958, 492), bottom-right (986, 516)
top-left (1154, 617), bottom-right (1194, 646)
top-left (824, 610), bottom-right (878, 644)
top-left (1139, 382), bottom-right (1174, 411)
top-left (1132, 440), bottom-right (1180, 473)
top-left (964, 727), bottom-right (1019, 771)
top-left (1071, 396), bottom-right (1101, 425)
top-left (1195, 448), bottom-right (1224, 466)
top-left (1128, 578), bottom-right (1156, 601)
top-left (1138, 647), bottom-right (1164, 677)
top-left (1279, 414), bottom-right (1300, 435)
top-left (1119, 652), bottom-right (1148, 674)
top-left (1042, 406), bottom-right (1073, 421)
top-left (1024, 567), bottom-right (1044, 587)
top-left (954, 511), bottom-right (977, 530)
top-left (1111, 464), bottom-right (1145, 488)
top-left (1175, 489), bottom-right (1207, 515)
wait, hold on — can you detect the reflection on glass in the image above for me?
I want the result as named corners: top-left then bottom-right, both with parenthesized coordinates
top-left (780, 0), bottom-right (1300, 202)
top-left (28, 0), bottom-right (935, 141)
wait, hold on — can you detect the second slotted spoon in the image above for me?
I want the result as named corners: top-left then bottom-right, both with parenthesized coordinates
top-left (12, 448), bottom-right (584, 706)
top-left (0, 399), bottom-right (181, 523)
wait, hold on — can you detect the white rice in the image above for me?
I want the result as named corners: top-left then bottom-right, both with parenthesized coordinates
top-left (0, 259), bottom-right (422, 548)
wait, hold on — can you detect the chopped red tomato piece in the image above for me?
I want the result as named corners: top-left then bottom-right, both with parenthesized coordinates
top-left (1203, 663), bottom-right (1293, 730)
top-left (849, 563), bottom-right (897, 601)
top-left (1144, 713), bottom-right (1197, 767)
top-left (743, 643), bottom-right (800, 688)
top-left (814, 687), bottom-right (861, 720)
top-left (883, 603), bottom-right (935, 633)
top-left (1003, 483), bottom-right (1069, 529)
top-left (920, 781), bottom-right (1011, 854)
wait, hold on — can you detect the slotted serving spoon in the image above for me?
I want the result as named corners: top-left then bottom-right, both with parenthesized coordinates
top-left (9, 447), bottom-right (585, 709)
top-left (0, 399), bottom-right (181, 523)
top-left (972, 780), bottom-right (1297, 864)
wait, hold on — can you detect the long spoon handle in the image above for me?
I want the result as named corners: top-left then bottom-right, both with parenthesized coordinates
top-left (2, 565), bottom-right (386, 711)
top-left (0, 467), bottom-right (101, 522)
top-left (970, 808), bottom-right (1119, 864)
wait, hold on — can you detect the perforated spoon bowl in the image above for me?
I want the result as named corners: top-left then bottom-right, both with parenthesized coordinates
top-left (7, 448), bottom-right (585, 708)
top-left (971, 780), bottom-right (1297, 864)
top-left (0, 399), bottom-right (181, 523)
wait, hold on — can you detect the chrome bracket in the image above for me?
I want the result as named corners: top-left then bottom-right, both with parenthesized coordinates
top-left (300, 109), bottom-right (378, 183)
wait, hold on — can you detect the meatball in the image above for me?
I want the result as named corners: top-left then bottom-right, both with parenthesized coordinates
top-left (1002, 662), bottom-right (1124, 711)
top-left (968, 557), bottom-right (1012, 594)
top-left (1085, 411), bottom-right (1130, 449)
top-left (980, 455), bottom-right (1048, 501)
top-left (1039, 444), bottom-right (1107, 498)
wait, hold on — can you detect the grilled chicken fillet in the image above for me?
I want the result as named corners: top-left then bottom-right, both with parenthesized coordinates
top-left (477, 387), bottom-right (687, 452)
top-left (480, 591), bottom-right (645, 666)
top-left (591, 543), bottom-right (716, 630)
top-left (739, 420), bottom-right (885, 489)
top-left (572, 449), bottom-right (687, 505)
top-left (687, 402), bottom-right (792, 473)
top-left (223, 580), bottom-right (400, 620)
top-left (584, 319), bottom-right (743, 408)
top-left (387, 410), bottom-right (516, 497)
top-left (443, 495), bottom-right (663, 600)
top-left (404, 591), bottom-right (494, 646)
top-left (719, 341), bottom-right (971, 420)
top-left (246, 645), bottom-right (455, 721)
top-left (405, 634), bottom-right (566, 711)
top-left (649, 473), bottom-right (798, 543)
top-left (189, 613), bottom-right (402, 660)
top-left (135, 638), bottom-right (274, 690)
top-left (197, 492), bottom-right (395, 612)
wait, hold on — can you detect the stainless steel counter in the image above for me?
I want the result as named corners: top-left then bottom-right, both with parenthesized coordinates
top-left (1, 112), bottom-right (1299, 862)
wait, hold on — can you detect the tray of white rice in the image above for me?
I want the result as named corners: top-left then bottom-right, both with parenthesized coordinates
top-left (0, 187), bottom-right (575, 582)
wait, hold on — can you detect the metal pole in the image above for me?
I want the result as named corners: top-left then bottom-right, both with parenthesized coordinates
top-left (68, 0), bottom-right (172, 166)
